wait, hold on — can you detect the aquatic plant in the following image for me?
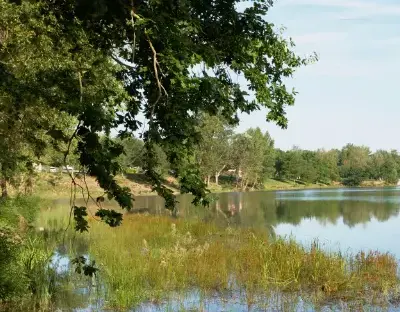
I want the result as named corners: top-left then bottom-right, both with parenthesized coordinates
top-left (86, 215), bottom-right (400, 309)
top-left (0, 196), bottom-right (79, 311)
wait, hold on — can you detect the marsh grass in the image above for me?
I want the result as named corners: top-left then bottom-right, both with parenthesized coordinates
top-left (0, 196), bottom-right (94, 311)
top-left (0, 196), bottom-right (44, 301)
top-left (84, 214), bottom-right (399, 310)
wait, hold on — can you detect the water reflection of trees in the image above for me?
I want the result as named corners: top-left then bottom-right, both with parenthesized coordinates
top-left (273, 200), bottom-right (400, 227)
top-left (189, 192), bottom-right (400, 229)
top-left (130, 191), bottom-right (400, 230)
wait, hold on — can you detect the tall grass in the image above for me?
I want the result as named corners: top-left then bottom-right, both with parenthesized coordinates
top-left (0, 196), bottom-right (43, 302)
top-left (86, 214), bottom-right (399, 310)
top-left (6, 197), bottom-right (397, 310)
top-left (0, 196), bottom-right (85, 311)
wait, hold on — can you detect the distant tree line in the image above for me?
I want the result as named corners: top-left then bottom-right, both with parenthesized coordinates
top-left (274, 144), bottom-right (400, 187)
top-left (11, 115), bottom-right (398, 194)
top-left (118, 115), bottom-right (400, 189)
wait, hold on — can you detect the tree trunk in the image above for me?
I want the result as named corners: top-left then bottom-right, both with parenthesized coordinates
top-left (25, 175), bottom-right (33, 195)
top-left (235, 168), bottom-right (241, 189)
top-left (215, 165), bottom-right (226, 186)
top-left (1, 178), bottom-right (7, 198)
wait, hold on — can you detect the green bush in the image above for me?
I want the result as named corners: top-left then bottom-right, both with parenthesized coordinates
top-left (0, 199), bottom-right (18, 226)
top-left (12, 196), bottom-right (41, 224)
top-left (0, 196), bottom-right (53, 304)
top-left (0, 196), bottom-right (41, 226)
top-left (0, 222), bottom-right (25, 300)
top-left (125, 167), bottom-right (138, 174)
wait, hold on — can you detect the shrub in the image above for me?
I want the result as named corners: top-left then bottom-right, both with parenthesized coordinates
top-left (0, 222), bottom-right (25, 300)
top-left (0, 196), bottom-right (52, 304)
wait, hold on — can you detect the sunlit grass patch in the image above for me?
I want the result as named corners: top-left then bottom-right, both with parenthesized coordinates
top-left (85, 214), bottom-right (400, 309)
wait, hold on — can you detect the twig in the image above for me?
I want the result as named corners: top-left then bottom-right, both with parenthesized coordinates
top-left (63, 71), bottom-right (101, 237)
top-left (145, 32), bottom-right (168, 123)
top-left (63, 123), bottom-right (80, 169)
top-left (131, 1), bottom-right (136, 64)
top-left (82, 169), bottom-right (103, 220)
top-left (63, 182), bottom-right (76, 245)
top-left (110, 4), bottom-right (137, 69)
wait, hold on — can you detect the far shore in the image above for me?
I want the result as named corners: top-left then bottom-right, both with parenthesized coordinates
top-left (15, 173), bottom-right (398, 201)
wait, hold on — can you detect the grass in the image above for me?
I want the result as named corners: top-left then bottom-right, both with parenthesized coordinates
top-left (0, 196), bottom-right (52, 306)
top-left (0, 196), bottom-right (92, 311)
top-left (263, 178), bottom-right (329, 190)
top-left (23, 172), bottom-right (158, 200)
top-left (203, 177), bottom-right (338, 194)
top-left (4, 194), bottom-right (400, 310)
top-left (82, 214), bottom-right (400, 310)
top-left (11, 172), bottom-right (396, 202)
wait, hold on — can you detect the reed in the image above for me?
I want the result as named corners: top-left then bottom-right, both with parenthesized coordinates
top-left (85, 214), bottom-right (399, 309)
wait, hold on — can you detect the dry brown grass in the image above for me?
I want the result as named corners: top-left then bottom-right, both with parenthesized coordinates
top-left (28, 173), bottom-right (156, 199)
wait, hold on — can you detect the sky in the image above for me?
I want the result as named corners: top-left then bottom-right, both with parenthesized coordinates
top-left (236, 0), bottom-right (400, 152)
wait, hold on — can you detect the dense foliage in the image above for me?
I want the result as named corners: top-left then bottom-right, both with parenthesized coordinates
top-left (119, 116), bottom-right (400, 188)
top-left (187, 116), bottom-right (400, 187)
top-left (0, 197), bottom-right (51, 302)
top-left (273, 145), bottom-right (400, 187)
top-left (0, 0), bottom-right (313, 228)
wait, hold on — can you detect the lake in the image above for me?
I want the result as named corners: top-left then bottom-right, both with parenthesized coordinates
top-left (48, 187), bottom-right (400, 311)
top-left (130, 186), bottom-right (400, 259)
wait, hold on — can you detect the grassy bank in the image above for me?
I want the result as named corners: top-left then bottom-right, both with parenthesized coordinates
top-left (81, 213), bottom-right (400, 310)
top-left (17, 173), bottom-right (397, 201)
top-left (25, 173), bottom-right (160, 200)
top-left (212, 177), bottom-right (394, 193)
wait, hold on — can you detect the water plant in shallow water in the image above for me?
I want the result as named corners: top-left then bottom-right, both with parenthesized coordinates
top-left (85, 215), bottom-right (400, 310)
top-left (0, 196), bottom-right (96, 311)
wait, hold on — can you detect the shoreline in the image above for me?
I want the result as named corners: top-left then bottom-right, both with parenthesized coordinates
top-left (28, 173), bottom-right (398, 200)
top-left (206, 180), bottom-right (398, 195)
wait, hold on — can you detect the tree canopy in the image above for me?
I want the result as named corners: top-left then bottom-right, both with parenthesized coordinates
top-left (195, 114), bottom-right (233, 186)
top-left (231, 128), bottom-right (275, 188)
top-left (0, 0), bottom-right (314, 227)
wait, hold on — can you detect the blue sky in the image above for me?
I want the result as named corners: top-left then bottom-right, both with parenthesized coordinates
top-left (237, 0), bottom-right (400, 151)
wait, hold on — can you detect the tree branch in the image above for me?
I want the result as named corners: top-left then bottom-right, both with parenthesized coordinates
top-left (145, 32), bottom-right (168, 123)
top-left (111, 54), bottom-right (135, 69)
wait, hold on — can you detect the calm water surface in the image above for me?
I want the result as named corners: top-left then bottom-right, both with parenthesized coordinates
top-left (130, 186), bottom-right (400, 259)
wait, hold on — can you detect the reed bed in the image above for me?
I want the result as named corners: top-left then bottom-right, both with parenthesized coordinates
top-left (85, 214), bottom-right (399, 309)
